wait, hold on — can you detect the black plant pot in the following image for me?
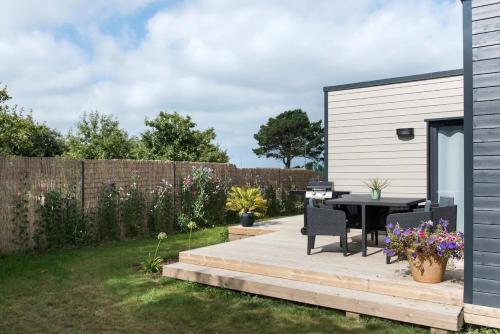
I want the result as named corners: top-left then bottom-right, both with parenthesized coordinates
top-left (240, 212), bottom-right (255, 227)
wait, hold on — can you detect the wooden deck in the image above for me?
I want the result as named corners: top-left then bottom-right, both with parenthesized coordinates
top-left (164, 215), bottom-right (465, 332)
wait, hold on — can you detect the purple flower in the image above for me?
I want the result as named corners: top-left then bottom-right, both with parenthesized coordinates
top-left (387, 223), bottom-right (394, 229)
top-left (388, 250), bottom-right (395, 257)
top-left (426, 220), bottom-right (434, 227)
top-left (393, 228), bottom-right (401, 236)
top-left (427, 237), bottom-right (435, 245)
top-left (439, 218), bottom-right (449, 229)
top-left (384, 236), bottom-right (391, 244)
top-left (411, 252), bottom-right (417, 260)
top-left (383, 247), bottom-right (388, 254)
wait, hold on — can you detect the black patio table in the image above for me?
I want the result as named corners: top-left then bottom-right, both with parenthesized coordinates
top-left (324, 196), bottom-right (425, 256)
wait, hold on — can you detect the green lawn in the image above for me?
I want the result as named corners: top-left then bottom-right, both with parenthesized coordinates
top-left (0, 227), bottom-right (496, 334)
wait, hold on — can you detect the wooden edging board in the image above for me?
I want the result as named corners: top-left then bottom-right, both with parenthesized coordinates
top-left (464, 303), bottom-right (500, 329)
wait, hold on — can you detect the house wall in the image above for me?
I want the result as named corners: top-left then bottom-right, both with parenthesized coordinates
top-left (468, 0), bottom-right (500, 309)
top-left (325, 73), bottom-right (464, 197)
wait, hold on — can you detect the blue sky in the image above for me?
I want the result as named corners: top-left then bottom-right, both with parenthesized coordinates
top-left (0, 0), bottom-right (463, 167)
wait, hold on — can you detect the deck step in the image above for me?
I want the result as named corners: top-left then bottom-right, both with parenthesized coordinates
top-left (179, 251), bottom-right (463, 306)
top-left (164, 262), bottom-right (463, 332)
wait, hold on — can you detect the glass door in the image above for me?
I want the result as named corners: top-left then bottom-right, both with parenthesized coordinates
top-left (428, 118), bottom-right (464, 231)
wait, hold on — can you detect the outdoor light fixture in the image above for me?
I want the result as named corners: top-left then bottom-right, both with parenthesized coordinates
top-left (396, 128), bottom-right (414, 141)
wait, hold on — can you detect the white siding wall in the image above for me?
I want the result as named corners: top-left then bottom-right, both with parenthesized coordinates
top-left (327, 75), bottom-right (464, 197)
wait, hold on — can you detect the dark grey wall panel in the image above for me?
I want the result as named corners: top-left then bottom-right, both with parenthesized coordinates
top-left (474, 128), bottom-right (500, 142)
top-left (474, 182), bottom-right (500, 195)
top-left (474, 156), bottom-right (500, 168)
top-left (474, 170), bottom-right (500, 182)
top-left (474, 251), bottom-right (500, 266)
top-left (474, 72), bottom-right (500, 87)
top-left (474, 264), bottom-right (500, 279)
top-left (474, 114), bottom-right (500, 128)
top-left (472, 291), bottom-right (500, 308)
top-left (475, 210), bottom-right (500, 224)
top-left (474, 100), bottom-right (500, 115)
top-left (475, 224), bottom-right (500, 238)
top-left (474, 31), bottom-right (500, 48)
top-left (474, 59), bottom-right (500, 75)
top-left (473, 278), bottom-right (500, 295)
top-left (474, 141), bottom-right (500, 155)
top-left (473, 3), bottom-right (500, 20)
top-left (474, 44), bottom-right (500, 61)
top-left (474, 86), bottom-right (500, 101)
top-left (474, 239), bottom-right (500, 252)
top-left (473, 17), bottom-right (500, 34)
top-left (473, 0), bottom-right (500, 8)
top-left (474, 196), bottom-right (500, 210)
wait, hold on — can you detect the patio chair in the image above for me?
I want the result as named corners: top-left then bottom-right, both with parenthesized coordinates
top-left (306, 206), bottom-right (348, 256)
top-left (439, 196), bottom-right (454, 207)
top-left (432, 205), bottom-right (458, 232)
top-left (384, 210), bottom-right (432, 264)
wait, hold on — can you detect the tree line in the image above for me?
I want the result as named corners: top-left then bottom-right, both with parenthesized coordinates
top-left (1, 85), bottom-right (324, 168)
top-left (0, 86), bottom-right (228, 162)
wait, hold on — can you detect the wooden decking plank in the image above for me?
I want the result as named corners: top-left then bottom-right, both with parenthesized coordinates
top-left (164, 262), bottom-right (462, 332)
top-left (179, 251), bottom-right (462, 306)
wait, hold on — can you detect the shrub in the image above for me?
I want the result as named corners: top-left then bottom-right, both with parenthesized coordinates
top-left (96, 182), bottom-right (120, 241)
top-left (178, 167), bottom-right (229, 231)
top-left (262, 183), bottom-right (303, 217)
top-left (264, 185), bottom-right (281, 216)
top-left (148, 180), bottom-right (174, 234)
top-left (118, 180), bottom-right (145, 237)
top-left (35, 188), bottom-right (88, 250)
top-left (226, 186), bottom-right (267, 217)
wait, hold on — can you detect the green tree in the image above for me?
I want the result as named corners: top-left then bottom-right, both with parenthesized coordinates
top-left (0, 85), bottom-right (66, 157)
top-left (65, 111), bottom-right (133, 159)
top-left (253, 109), bottom-right (323, 168)
top-left (140, 111), bottom-right (228, 162)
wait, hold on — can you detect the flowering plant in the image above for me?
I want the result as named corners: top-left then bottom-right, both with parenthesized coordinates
top-left (384, 219), bottom-right (464, 262)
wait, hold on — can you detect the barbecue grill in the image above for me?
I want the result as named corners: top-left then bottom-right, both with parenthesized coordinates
top-left (299, 181), bottom-right (350, 235)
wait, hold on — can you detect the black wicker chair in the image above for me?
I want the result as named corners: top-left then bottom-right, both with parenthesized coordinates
top-left (439, 196), bottom-right (454, 207)
top-left (384, 205), bottom-right (458, 263)
top-left (432, 205), bottom-right (458, 232)
top-left (306, 206), bottom-right (348, 256)
top-left (385, 210), bottom-right (432, 264)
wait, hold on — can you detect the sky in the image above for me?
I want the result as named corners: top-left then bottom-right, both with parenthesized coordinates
top-left (0, 0), bottom-right (463, 167)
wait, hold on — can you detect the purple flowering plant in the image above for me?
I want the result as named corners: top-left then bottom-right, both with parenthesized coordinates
top-left (384, 219), bottom-right (464, 262)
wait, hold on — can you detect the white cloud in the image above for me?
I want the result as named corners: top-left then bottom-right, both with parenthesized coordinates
top-left (0, 0), bottom-right (463, 167)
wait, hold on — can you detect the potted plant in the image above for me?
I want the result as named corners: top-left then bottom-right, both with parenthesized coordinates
top-left (384, 219), bottom-right (464, 283)
top-left (363, 178), bottom-right (390, 200)
top-left (226, 186), bottom-right (267, 227)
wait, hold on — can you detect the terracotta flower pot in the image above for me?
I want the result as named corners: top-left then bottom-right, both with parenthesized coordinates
top-left (407, 250), bottom-right (448, 283)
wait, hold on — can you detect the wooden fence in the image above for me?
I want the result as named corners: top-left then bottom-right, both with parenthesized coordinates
top-left (0, 156), bottom-right (320, 253)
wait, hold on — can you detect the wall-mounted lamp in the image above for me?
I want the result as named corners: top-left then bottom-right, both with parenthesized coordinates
top-left (396, 128), bottom-right (414, 141)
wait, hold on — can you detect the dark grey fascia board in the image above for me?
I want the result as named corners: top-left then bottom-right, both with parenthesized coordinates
top-left (424, 116), bottom-right (464, 123)
top-left (323, 69), bottom-right (464, 93)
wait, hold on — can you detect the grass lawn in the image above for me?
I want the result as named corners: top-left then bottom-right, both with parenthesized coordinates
top-left (0, 226), bottom-right (497, 334)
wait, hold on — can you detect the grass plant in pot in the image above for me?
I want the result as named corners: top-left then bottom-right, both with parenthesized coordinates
top-left (384, 219), bottom-right (464, 283)
top-left (363, 178), bottom-right (390, 200)
top-left (226, 186), bottom-right (267, 227)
